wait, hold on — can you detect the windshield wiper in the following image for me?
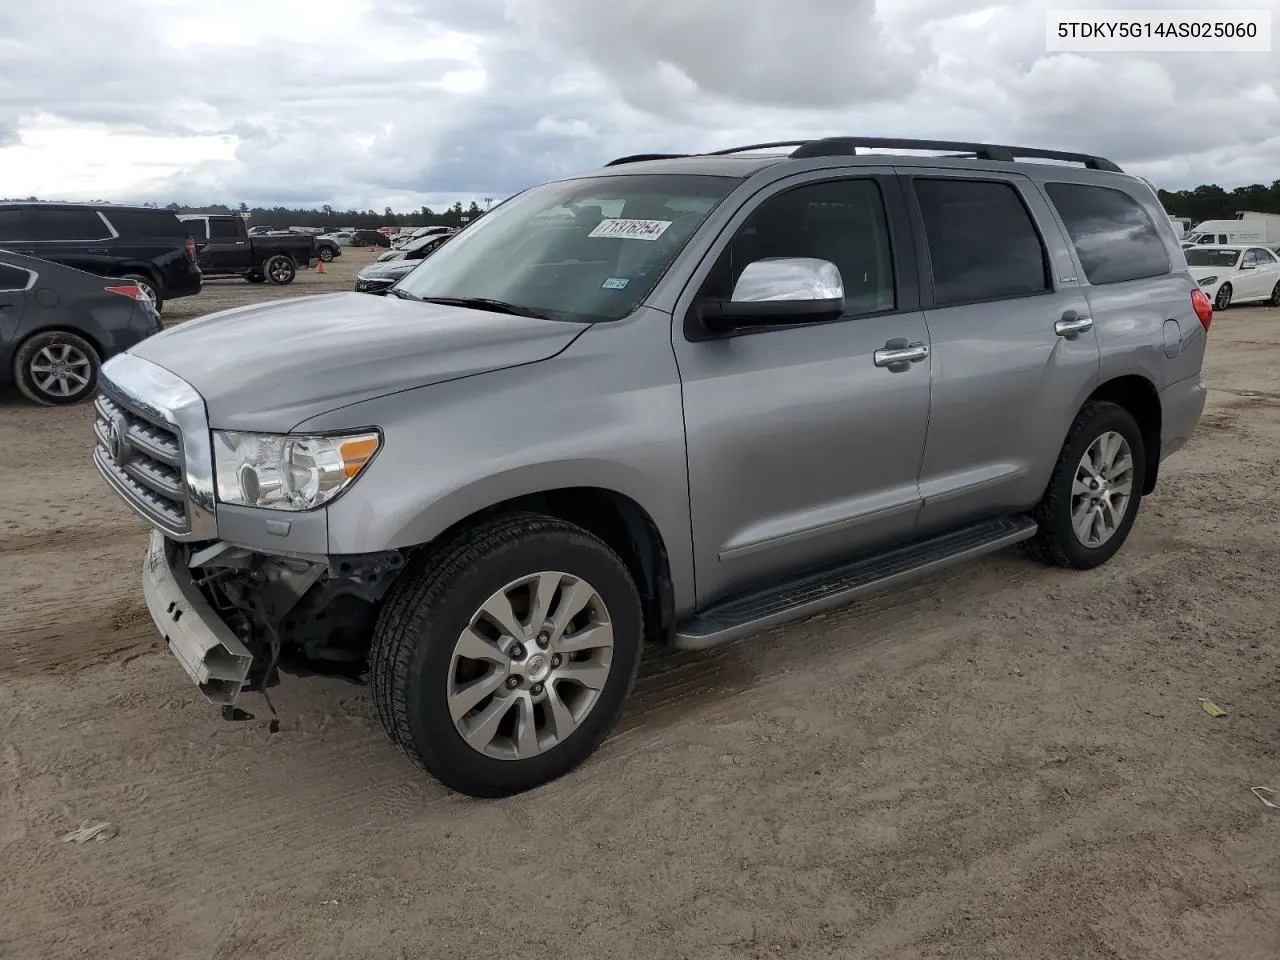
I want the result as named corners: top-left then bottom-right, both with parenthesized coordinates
top-left (419, 296), bottom-right (553, 320)
top-left (387, 287), bottom-right (423, 301)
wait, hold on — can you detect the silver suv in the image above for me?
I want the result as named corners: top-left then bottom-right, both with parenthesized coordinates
top-left (92, 137), bottom-right (1210, 798)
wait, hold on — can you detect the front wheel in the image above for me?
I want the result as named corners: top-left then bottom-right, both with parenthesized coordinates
top-left (13, 330), bottom-right (101, 406)
top-left (1214, 283), bottom-right (1232, 311)
top-left (1270, 281), bottom-right (1280, 307)
top-left (1025, 400), bottom-right (1146, 570)
top-left (262, 254), bottom-right (296, 285)
top-left (369, 513), bottom-right (643, 798)
top-left (317, 247), bottom-right (335, 262)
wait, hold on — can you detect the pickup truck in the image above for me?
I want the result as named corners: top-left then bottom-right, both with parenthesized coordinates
top-left (178, 214), bottom-right (317, 285)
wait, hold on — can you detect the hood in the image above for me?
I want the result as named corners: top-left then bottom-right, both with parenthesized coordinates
top-left (128, 292), bottom-right (586, 431)
top-left (360, 259), bottom-right (416, 280)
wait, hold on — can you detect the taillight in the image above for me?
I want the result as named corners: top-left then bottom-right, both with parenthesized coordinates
top-left (104, 284), bottom-right (149, 302)
top-left (185, 237), bottom-right (197, 262)
top-left (1191, 288), bottom-right (1213, 331)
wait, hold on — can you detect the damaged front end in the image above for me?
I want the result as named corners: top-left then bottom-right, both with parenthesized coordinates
top-left (143, 531), bottom-right (406, 705)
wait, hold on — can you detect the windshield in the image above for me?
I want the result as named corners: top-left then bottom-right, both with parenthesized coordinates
top-left (393, 173), bottom-right (739, 322)
top-left (1185, 248), bottom-right (1240, 268)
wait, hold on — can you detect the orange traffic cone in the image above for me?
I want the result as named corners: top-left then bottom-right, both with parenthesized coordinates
top-left (317, 260), bottom-right (325, 274)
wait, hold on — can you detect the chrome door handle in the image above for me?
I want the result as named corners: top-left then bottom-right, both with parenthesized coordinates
top-left (874, 342), bottom-right (929, 367)
top-left (1055, 315), bottom-right (1094, 337)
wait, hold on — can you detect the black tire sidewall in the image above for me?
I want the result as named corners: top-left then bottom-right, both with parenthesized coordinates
top-left (1215, 284), bottom-right (1232, 310)
top-left (399, 529), bottom-right (642, 796)
top-left (1271, 281), bottom-right (1280, 307)
top-left (1040, 402), bottom-right (1146, 569)
top-left (14, 330), bottom-right (101, 406)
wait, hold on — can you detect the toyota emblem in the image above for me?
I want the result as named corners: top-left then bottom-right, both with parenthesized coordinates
top-left (107, 414), bottom-right (129, 462)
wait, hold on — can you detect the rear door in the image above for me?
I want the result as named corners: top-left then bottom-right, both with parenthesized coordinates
top-left (901, 169), bottom-right (1099, 536)
top-left (207, 217), bottom-right (251, 271)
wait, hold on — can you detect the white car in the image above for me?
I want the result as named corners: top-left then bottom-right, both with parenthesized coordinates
top-left (1185, 244), bottom-right (1280, 310)
top-left (318, 231), bottom-right (355, 247)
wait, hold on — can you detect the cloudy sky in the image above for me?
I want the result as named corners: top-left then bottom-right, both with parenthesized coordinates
top-left (0, 0), bottom-right (1276, 211)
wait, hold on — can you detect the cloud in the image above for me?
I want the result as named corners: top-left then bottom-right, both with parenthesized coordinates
top-left (0, 0), bottom-right (1276, 208)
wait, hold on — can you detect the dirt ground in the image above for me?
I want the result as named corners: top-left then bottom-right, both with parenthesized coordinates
top-left (1, 250), bottom-right (1277, 960)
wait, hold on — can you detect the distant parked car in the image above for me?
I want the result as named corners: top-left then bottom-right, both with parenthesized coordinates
top-left (180, 214), bottom-right (316, 285)
top-left (353, 258), bottom-right (420, 295)
top-left (392, 225), bottom-right (454, 249)
top-left (319, 231), bottom-right (355, 248)
top-left (0, 249), bottom-right (161, 405)
top-left (353, 229), bottom-right (391, 248)
top-left (1186, 244), bottom-right (1280, 310)
top-left (0, 202), bottom-right (202, 312)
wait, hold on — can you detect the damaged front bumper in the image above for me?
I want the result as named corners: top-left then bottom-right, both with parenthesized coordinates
top-left (140, 530), bottom-right (406, 707)
top-left (142, 530), bottom-right (254, 704)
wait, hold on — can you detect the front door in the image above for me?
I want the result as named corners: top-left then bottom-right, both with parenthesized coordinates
top-left (672, 172), bottom-right (932, 607)
top-left (901, 170), bottom-right (1100, 534)
top-left (206, 218), bottom-right (251, 272)
top-left (1240, 247), bottom-right (1280, 300)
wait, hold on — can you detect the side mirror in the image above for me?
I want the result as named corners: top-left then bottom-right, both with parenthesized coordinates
top-left (699, 258), bottom-right (845, 332)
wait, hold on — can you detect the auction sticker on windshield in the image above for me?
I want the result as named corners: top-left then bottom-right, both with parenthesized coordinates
top-left (588, 218), bottom-right (672, 241)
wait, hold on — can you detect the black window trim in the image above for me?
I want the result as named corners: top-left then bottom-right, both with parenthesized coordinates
top-left (1042, 180), bottom-right (1172, 287)
top-left (0, 262), bottom-right (37, 292)
top-left (902, 172), bottom-right (1056, 311)
top-left (682, 171), bottom-right (920, 343)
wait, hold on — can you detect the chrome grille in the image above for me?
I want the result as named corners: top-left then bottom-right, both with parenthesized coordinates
top-left (93, 391), bottom-right (189, 535)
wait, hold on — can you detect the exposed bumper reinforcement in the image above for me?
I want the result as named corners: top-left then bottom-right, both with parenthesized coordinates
top-left (142, 529), bottom-right (253, 705)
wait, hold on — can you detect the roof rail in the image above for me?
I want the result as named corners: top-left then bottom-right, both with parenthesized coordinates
top-left (604, 153), bottom-right (691, 167)
top-left (785, 137), bottom-right (1123, 172)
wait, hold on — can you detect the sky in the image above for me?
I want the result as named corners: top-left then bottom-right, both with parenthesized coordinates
top-left (0, 0), bottom-right (1277, 211)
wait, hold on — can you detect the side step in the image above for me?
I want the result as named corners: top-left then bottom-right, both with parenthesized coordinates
top-left (672, 515), bottom-right (1038, 651)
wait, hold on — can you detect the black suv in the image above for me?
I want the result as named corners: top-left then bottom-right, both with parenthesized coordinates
top-left (0, 203), bottom-right (202, 312)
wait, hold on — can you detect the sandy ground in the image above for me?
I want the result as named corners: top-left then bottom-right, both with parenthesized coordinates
top-left (1, 251), bottom-right (1277, 960)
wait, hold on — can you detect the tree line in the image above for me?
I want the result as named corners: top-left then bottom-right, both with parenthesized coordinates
top-left (159, 200), bottom-right (490, 230)
top-left (1156, 180), bottom-right (1280, 223)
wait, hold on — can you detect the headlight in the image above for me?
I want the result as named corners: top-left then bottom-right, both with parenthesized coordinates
top-left (213, 430), bottom-right (381, 510)
top-left (1198, 276), bottom-right (1218, 286)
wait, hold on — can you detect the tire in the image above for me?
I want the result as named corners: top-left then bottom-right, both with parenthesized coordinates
top-left (1270, 281), bottom-right (1280, 307)
top-left (369, 513), bottom-right (643, 798)
top-left (1214, 283), bottom-right (1232, 311)
top-left (245, 272), bottom-right (266, 283)
top-left (122, 273), bottom-right (163, 313)
top-left (1025, 400), bottom-right (1146, 570)
top-left (318, 247), bottom-right (335, 262)
top-left (262, 254), bottom-right (296, 285)
top-left (13, 330), bottom-right (101, 406)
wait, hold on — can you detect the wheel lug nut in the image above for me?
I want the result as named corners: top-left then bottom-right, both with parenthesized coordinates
top-left (530, 683), bottom-right (544, 695)
top-left (506, 676), bottom-right (521, 689)
top-left (536, 632), bottom-right (550, 648)
top-left (509, 644), bottom-right (525, 660)
top-left (550, 654), bottom-right (562, 668)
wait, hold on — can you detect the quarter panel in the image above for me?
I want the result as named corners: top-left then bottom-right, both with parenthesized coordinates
top-left (300, 307), bottom-right (696, 613)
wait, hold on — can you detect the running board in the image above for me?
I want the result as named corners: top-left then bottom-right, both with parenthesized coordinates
top-left (672, 516), bottom-right (1038, 651)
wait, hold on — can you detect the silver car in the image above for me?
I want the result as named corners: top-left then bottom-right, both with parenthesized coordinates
top-left (91, 136), bottom-right (1209, 798)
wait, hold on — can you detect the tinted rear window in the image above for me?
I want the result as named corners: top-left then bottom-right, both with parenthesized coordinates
top-left (913, 177), bottom-right (1050, 306)
top-left (30, 208), bottom-right (112, 242)
top-left (102, 208), bottom-right (188, 238)
top-left (1044, 182), bottom-right (1171, 285)
top-left (0, 263), bottom-right (30, 290)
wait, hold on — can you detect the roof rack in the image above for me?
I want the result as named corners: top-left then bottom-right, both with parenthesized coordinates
top-left (603, 137), bottom-right (1122, 172)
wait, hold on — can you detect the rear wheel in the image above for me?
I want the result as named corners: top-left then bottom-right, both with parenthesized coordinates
top-left (262, 255), bottom-right (296, 285)
top-left (1270, 281), bottom-right (1280, 307)
top-left (1214, 283), bottom-right (1232, 311)
top-left (369, 513), bottom-right (643, 798)
top-left (13, 330), bottom-right (101, 406)
top-left (317, 246), bottom-right (335, 262)
top-left (121, 273), bottom-right (163, 312)
top-left (1025, 401), bottom-right (1145, 570)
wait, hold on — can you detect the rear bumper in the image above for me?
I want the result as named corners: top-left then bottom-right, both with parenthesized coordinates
top-left (142, 531), bottom-right (253, 705)
top-left (1159, 375), bottom-right (1207, 460)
